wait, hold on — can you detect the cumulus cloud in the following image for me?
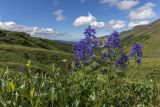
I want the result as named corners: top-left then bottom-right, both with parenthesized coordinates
top-left (129, 2), bottom-right (156, 20)
top-left (73, 13), bottom-right (105, 28)
top-left (100, 0), bottom-right (139, 10)
top-left (54, 9), bottom-right (66, 21)
top-left (107, 20), bottom-right (126, 29)
top-left (90, 21), bottom-right (105, 28)
top-left (0, 21), bottom-right (62, 38)
top-left (116, 0), bottom-right (139, 10)
top-left (128, 20), bottom-right (149, 28)
top-left (73, 13), bottom-right (95, 26)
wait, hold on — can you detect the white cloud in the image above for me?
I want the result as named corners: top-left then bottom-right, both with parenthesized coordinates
top-left (0, 21), bottom-right (62, 38)
top-left (73, 13), bottom-right (95, 26)
top-left (90, 21), bottom-right (105, 28)
top-left (128, 20), bottom-right (149, 28)
top-left (116, 0), bottom-right (139, 10)
top-left (107, 20), bottom-right (126, 29)
top-left (129, 2), bottom-right (156, 20)
top-left (73, 13), bottom-right (105, 28)
top-left (100, 0), bottom-right (118, 6)
top-left (100, 0), bottom-right (139, 10)
top-left (54, 9), bottom-right (66, 21)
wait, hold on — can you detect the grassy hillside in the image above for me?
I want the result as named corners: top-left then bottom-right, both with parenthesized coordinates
top-left (0, 30), bottom-right (72, 52)
top-left (121, 19), bottom-right (160, 59)
top-left (0, 29), bottom-right (73, 72)
top-left (98, 19), bottom-right (160, 59)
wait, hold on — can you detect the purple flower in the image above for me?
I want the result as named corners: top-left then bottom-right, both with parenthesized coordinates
top-left (101, 53), bottom-right (109, 59)
top-left (130, 43), bottom-right (143, 64)
top-left (102, 31), bottom-right (121, 63)
top-left (115, 53), bottom-right (129, 70)
top-left (92, 40), bottom-right (98, 48)
top-left (84, 25), bottom-right (96, 40)
top-left (136, 59), bottom-right (142, 64)
top-left (20, 67), bottom-right (26, 72)
top-left (130, 43), bottom-right (143, 57)
top-left (73, 61), bottom-right (79, 68)
top-left (105, 31), bottom-right (121, 49)
top-left (101, 51), bottom-right (114, 59)
top-left (73, 26), bottom-right (97, 62)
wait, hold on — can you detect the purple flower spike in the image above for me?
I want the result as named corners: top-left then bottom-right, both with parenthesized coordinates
top-left (73, 26), bottom-right (97, 62)
top-left (130, 43), bottom-right (143, 64)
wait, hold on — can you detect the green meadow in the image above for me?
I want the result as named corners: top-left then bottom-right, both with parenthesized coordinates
top-left (0, 20), bottom-right (160, 106)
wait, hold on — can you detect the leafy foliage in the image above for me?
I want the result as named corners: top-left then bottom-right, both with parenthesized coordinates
top-left (0, 62), bottom-right (159, 106)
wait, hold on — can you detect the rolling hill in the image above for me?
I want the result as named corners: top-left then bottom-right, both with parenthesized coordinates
top-left (0, 29), bottom-right (74, 72)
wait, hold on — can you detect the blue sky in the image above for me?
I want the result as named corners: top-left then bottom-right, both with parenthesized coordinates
top-left (0, 0), bottom-right (159, 41)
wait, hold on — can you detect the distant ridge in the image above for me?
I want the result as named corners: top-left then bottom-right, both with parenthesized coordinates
top-left (0, 29), bottom-right (72, 53)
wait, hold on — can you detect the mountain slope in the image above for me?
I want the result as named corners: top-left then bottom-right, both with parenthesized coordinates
top-left (121, 19), bottom-right (160, 58)
top-left (0, 29), bottom-right (73, 72)
top-left (0, 29), bottom-right (72, 53)
top-left (98, 19), bottom-right (160, 58)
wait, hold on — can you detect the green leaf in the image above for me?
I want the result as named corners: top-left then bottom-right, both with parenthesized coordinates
top-left (30, 88), bottom-right (35, 99)
top-left (6, 81), bottom-right (15, 92)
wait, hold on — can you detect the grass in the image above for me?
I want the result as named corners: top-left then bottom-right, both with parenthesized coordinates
top-left (0, 44), bottom-right (74, 72)
top-left (125, 58), bottom-right (160, 81)
top-left (0, 58), bottom-right (160, 106)
top-left (1, 40), bottom-right (160, 106)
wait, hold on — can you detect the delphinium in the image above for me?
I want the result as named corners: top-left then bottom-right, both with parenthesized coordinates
top-left (130, 43), bottom-right (143, 64)
top-left (115, 53), bottom-right (129, 70)
top-left (102, 31), bottom-right (129, 70)
top-left (72, 26), bottom-right (143, 74)
top-left (20, 67), bottom-right (26, 72)
top-left (104, 31), bottom-right (121, 49)
top-left (73, 25), bottom-right (97, 68)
